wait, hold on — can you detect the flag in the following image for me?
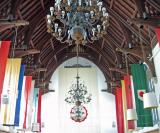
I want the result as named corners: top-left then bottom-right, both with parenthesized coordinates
top-left (131, 64), bottom-right (153, 127)
top-left (121, 80), bottom-right (128, 133)
top-left (37, 89), bottom-right (43, 131)
top-left (155, 28), bottom-right (160, 46)
top-left (124, 75), bottom-right (135, 130)
top-left (0, 58), bottom-right (21, 125)
top-left (32, 88), bottom-right (39, 124)
top-left (19, 76), bottom-right (26, 128)
top-left (115, 87), bottom-right (124, 133)
top-left (0, 41), bottom-right (11, 102)
top-left (14, 65), bottom-right (25, 126)
top-left (26, 80), bottom-right (35, 129)
top-left (23, 76), bottom-right (32, 129)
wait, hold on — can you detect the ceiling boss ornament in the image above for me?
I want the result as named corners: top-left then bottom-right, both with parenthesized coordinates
top-left (47, 0), bottom-right (109, 45)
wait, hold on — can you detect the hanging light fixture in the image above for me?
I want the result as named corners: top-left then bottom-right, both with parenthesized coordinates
top-left (127, 109), bottom-right (137, 121)
top-left (65, 44), bottom-right (91, 122)
top-left (143, 92), bottom-right (158, 109)
top-left (47, 0), bottom-right (109, 45)
top-left (64, 74), bottom-right (92, 105)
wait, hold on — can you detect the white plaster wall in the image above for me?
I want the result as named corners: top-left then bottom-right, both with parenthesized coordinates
top-left (41, 57), bottom-right (117, 133)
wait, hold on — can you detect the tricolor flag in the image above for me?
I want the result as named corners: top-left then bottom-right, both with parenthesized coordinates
top-left (0, 41), bottom-right (11, 104)
top-left (32, 88), bottom-right (39, 124)
top-left (23, 76), bottom-right (32, 129)
top-left (121, 80), bottom-right (128, 133)
top-left (0, 58), bottom-right (21, 125)
top-left (124, 75), bottom-right (135, 130)
top-left (14, 65), bottom-right (25, 126)
top-left (155, 28), bottom-right (160, 46)
top-left (37, 89), bottom-right (43, 132)
top-left (19, 76), bottom-right (26, 128)
top-left (115, 87), bottom-right (124, 133)
top-left (26, 80), bottom-right (35, 129)
top-left (131, 64), bottom-right (153, 127)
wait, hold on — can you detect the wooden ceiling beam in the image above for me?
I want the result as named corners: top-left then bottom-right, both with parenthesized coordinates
top-left (23, 9), bottom-right (46, 48)
top-left (103, 37), bottom-right (120, 65)
top-left (134, 0), bottom-right (146, 17)
top-left (117, 21), bottom-right (132, 45)
top-left (109, 67), bottom-right (127, 75)
top-left (110, 0), bottom-right (114, 9)
top-left (116, 47), bottom-right (143, 59)
top-left (40, 0), bottom-right (45, 10)
top-left (87, 44), bottom-right (116, 66)
top-left (132, 17), bottom-right (160, 27)
top-left (0, 20), bottom-right (29, 32)
top-left (146, 0), bottom-right (160, 12)
top-left (10, 0), bottom-right (23, 17)
top-left (15, 49), bottom-right (40, 57)
top-left (106, 5), bottom-right (150, 45)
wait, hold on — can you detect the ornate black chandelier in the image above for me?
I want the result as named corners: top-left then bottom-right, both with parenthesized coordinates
top-left (65, 74), bottom-right (92, 105)
top-left (65, 45), bottom-right (91, 122)
top-left (47, 0), bottom-right (109, 45)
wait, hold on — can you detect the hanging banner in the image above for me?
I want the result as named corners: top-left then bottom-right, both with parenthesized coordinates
top-left (19, 76), bottom-right (26, 128)
top-left (0, 41), bottom-right (11, 101)
top-left (14, 65), bottom-right (25, 126)
top-left (23, 76), bottom-right (32, 129)
top-left (37, 89), bottom-right (43, 132)
top-left (32, 88), bottom-right (39, 124)
top-left (124, 75), bottom-right (135, 130)
top-left (155, 28), bottom-right (160, 46)
top-left (131, 64), bottom-right (153, 127)
top-left (121, 80), bottom-right (128, 133)
top-left (0, 58), bottom-right (21, 125)
top-left (26, 80), bottom-right (35, 129)
top-left (115, 87), bottom-right (124, 133)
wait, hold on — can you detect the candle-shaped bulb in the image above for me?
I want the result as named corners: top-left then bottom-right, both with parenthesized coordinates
top-left (62, 11), bottom-right (65, 18)
top-left (89, 0), bottom-right (92, 6)
top-left (54, 23), bottom-right (58, 32)
top-left (92, 28), bottom-right (96, 36)
top-left (84, 32), bottom-right (87, 40)
top-left (47, 14), bottom-right (51, 20)
top-left (58, 28), bottom-right (62, 36)
top-left (68, 0), bottom-right (71, 6)
top-left (97, 2), bottom-right (102, 11)
top-left (68, 30), bottom-right (71, 39)
top-left (79, 0), bottom-right (81, 6)
top-left (97, 25), bottom-right (101, 33)
top-left (47, 19), bottom-right (52, 24)
top-left (85, 13), bottom-right (90, 20)
top-left (90, 11), bottom-right (94, 18)
top-left (50, 7), bottom-right (54, 16)
top-left (102, 7), bottom-right (106, 16)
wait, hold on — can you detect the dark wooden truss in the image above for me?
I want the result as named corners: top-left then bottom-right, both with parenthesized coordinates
top-left (0, 0), bottom-right (159, 93)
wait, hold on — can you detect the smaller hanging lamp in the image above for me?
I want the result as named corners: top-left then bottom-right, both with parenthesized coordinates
top-left (127, 109), bottom-right (137, 121)
top-left (32, 123), bottom-right (40, 132)
top-left (143, 92), bottom-right (158, 109)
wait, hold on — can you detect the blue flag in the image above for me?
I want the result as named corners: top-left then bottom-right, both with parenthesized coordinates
top-left (14, 65), bottom-right (25, 126)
